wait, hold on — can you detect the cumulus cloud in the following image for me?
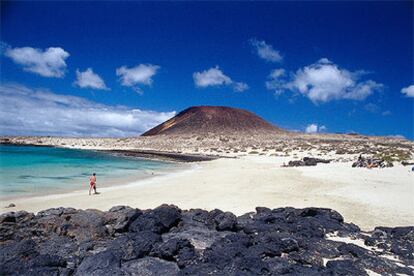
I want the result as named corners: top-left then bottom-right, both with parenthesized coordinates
top-left (4, 46), bottom-right (69, 77)
top-left (74, 68), bottom-right (109, 90)
top-left (290, 59), bottom-right (382, 103)
top-left (305, 123), bottom-right (326, 134)
top-left (266, 59), bottom-right (383, 104)
top-left (193, 66), bottom-right (248, 92)
top-left (305, 124), bottom-right (318, 134)
top-left (250, 39), bottom-right (282, 62)
top-left (401, 85), bottom-right (414, 98)
top-left (193, 66), bottom-right (232, 87)
top-left (116, 64), bottom-right (160, 93)
top-left (0, 84), bottom-right (175, 137)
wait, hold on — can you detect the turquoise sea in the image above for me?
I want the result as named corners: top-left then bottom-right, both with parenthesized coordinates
top-left (0, 145), bottom-right (176, 198)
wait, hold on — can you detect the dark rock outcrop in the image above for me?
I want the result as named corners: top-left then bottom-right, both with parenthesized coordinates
top-left (401, 161), bottom-right (414, 166)
top-left (1, 205), bottom-right (413, 275)
top-left (286, 157), bottom-right (331, 167)
top-left (352, 155), bottom-right (393, 168)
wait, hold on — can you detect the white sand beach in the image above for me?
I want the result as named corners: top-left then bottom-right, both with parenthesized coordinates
top-left (2, 155), bottom-right (413, 231)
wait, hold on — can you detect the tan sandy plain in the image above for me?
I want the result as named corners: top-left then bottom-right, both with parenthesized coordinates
top-left (1, 155), bottom-right (413, 231)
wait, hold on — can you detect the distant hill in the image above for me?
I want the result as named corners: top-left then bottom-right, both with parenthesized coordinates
top-left (142, 106), bottom-right (285, 136)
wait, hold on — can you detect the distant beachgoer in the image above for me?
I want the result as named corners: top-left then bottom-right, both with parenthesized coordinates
top-left (367, 161), bottom-right (374, 169)
top-left (89, 173), bottom-right (97, 195)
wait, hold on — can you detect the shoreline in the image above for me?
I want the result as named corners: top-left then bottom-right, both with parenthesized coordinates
top-left (1, 137), bottom-right (413, 231)
top-left (2, 155), bottom-right (413, 231)
top-left (0, 144), bottom-right (196, 201)
top-left (0, 162), bottom-right (194, 202)
top-left (0, 142), bottom-right (222, 163)
top-left (1, 161), bottom-right (199, 204)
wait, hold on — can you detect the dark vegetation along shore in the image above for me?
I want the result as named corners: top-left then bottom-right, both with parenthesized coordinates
top-left (1, 205), bottom-right (413, 275)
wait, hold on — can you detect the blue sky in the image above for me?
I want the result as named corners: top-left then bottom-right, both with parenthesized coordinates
top-left (1, 1), bottom-right (413, 138)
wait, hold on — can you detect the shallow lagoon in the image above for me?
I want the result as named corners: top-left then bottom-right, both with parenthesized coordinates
top-left (0, 145), bottom-right (176, 198)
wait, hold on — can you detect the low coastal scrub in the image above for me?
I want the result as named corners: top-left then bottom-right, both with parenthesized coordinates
top-left (1, 205), bottom-right (413, 275)
top-left (375, 150), bottom-right (412, 162)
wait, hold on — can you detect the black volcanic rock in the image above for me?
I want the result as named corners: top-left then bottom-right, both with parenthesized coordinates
top-left (128, 204), bottom-right (181, 234)
top-left (141, 106), bottom-right (285, 136)
top-left (74, 250), bottom-right (122, 276)
top-left (287, 157), bottom-right (331, 167)
top-left (0, 205), bottom-right (413, 275)
top-left (122, 257), bottom-right (180, 275)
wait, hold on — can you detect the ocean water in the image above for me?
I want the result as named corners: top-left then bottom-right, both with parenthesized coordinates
top-left (0, 145), bottom-right (176, 198)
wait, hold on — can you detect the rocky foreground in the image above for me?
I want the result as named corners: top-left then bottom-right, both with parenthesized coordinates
top-left (1, 205), bottom-right (413, 275)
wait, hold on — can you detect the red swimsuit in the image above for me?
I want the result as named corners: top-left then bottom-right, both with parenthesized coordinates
top-left (90, 176), bottom-right (96, 187)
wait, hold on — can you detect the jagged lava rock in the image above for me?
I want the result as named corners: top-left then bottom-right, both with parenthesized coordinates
top-left (0, 205), bottom-right (413, 275)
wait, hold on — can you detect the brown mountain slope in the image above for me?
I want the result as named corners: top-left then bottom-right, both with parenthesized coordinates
top-left (142, 106), bottom-right (285, 136)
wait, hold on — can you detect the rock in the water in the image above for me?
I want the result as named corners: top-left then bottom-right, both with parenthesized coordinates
top-left (0, 204), bottom-right (412, 275)
top-left (5, 203), bottom-right (15, 208)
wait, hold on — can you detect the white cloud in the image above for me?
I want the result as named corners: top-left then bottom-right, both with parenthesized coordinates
top-left (193, 66), bottom-right (232, 87)
top-left (233, 82), bottom-right (249, 92)
top-left (250, 39), bottom-right (282, 62)
top-left (305, 123), bottom-right (326, 134)
top-left (0, 41), bottom-right (10, 53)
top-left (290, 59), bottom-right (382, 103)
top-left (116, 64), bottom-right (160, 93)
top-left (0, 83), bottom-right (175, 137)
top-left (4, 46), bottom-right (69, 77)
top-left (193, 66), bottom-right (248, 92)
top-left (269, 68), bottom-right (286, 79)
top-left (319, 125), bottom-right (327, 132)
top-left (265, 68), bottom-right (287, 96)
top-left (305, 124), bottom-right (318, 134)
top-left (74, 68), bottom-right (109, 90)
top-left (401, 85), bottom-right (414, 98)
top-left (266, 59), bottom-right (382, 103)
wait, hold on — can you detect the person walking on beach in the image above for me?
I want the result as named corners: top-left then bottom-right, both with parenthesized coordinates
top-left (89, 173), bottom-right (97, 195)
